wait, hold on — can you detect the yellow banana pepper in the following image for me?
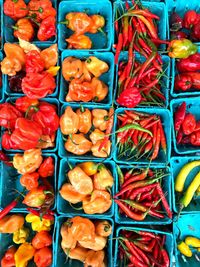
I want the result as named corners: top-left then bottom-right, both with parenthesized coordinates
top-left (185, 236), bottom-right (200, 247)
top-left (177, 241), bottom-right (192, 257)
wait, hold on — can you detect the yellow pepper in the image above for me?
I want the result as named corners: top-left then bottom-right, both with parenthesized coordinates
top-left (25, 214), bottom-right (53, 232)
top-left (13, 149), bottom-right (43, 174)
top-left (85, 56), bottom-right (109, 77)
top-left (168, 39), bottom-right (198, 59)
top-left (185, 236), bottom-right (200, 247)
top-left (61, 223), bottom-right (77, 251)
top-left (93, 164), bottom-right (114, 190)
top-left (77, 161), bottom-right (99, 176)
top-left (177, 241), bottom-right (192, 257)
top-left (46, 66), bottom-right (60, 76)
top-left (13, 227), bottom-right (29, 244)
top-left (14, 242), bottom-right (35, 267)
top-left (60, 106), bottom-right (79, 135)
top-left (89, 129), bottom-right (105, 144)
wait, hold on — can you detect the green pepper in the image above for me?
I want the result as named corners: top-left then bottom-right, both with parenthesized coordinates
top-left (168, 39), bottom-right (198, 59)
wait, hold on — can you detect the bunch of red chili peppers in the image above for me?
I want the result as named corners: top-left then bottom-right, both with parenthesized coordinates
top-left (0, 97), bottom-right (59, 150)
top-left (115, 167), bottom-right (172, 221)
top-left (116, 110), bottom-right (167, 161)
top-left (118, 229), bottom-right (170, 267)
top-left (174, 101), bottom-right (200, 146)
top-left (4, 0), bottom-right (56, 41)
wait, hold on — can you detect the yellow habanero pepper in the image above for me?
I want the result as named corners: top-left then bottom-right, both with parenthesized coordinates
top-left (46, 66), bottom-right (60, 76)
top-left (92, 109), bottom-right (109, 131)
top-left (177, 241), bottom-right (192, 257)
top-left (93, 164), bottom-right (114, 190)
top-left (185, 236), bottom-right (200, 247)
top-left (168, 39), bottom-right (198, 59)
top-left (60, 106), bottom-right (79, 135)
top-left (175, 160), bottom-right (200, 192)
top-left (13, 227), bottom-right (29, 244)
top-left (14, 242), bottom-right (35, 267)
top-left (89, 129), bottom-right (105, 144)
top-left (77, 161), bottom-right (99, 176)
top-left (85, 56), bottom-right (109, 77)
top-left (25, 214), bottom-right (53, 232)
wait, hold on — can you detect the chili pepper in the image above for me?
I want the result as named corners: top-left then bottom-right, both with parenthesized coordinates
top-left (32, 230), bottom-right (52, 249)
top-left (40, 44), bottom-right (58, 69)
top-left (122, 16), bottom-right (129, 47)
top-left (115, 32), bottom-right (123, 64)
top-left (15, 96), bottom-right (39, 113)
top-left (38, 157), bottom-right (54, 178)
top-left (171, 31), bottom-right (188, 40)
top-left (122, 170), bottom-right (148, 188)
top-left (0, 214), bottom-right (24, 233)
top-left (151, 125), bottom-right (161, 160)
top-left (158, 120), bottom-right (167, 154)
top-left (187, 72), bottom-right (200, 89)
top-left (116, 123), bottom-right (153, 137)
top-left (1, 246), bottom-right (16, 267)
top-left (136, 52), bottom-right (156, 83)
top-left (174, 74), bottom-right (192, 91)
top-left (183, 10), bottom-right (199, 29)
top-left (95, 220), bottom-right (112, 237)
top-left (76, 107), bottom-right (92, 134)
top-left (161, 248), bottom-right (170, 267)
top-left (129, 183), bottom-right (157, 200)
top-left (26, 208), bottom-right (54, 221)
top-left (131, 242), bottom-right (150, 265)
top-left (34, 247), bottom-right (52, 267)
top-left (0, 195), bottom-right (22, 220)
top-left (66, 33), bottom-right (92, 49)
top-left (174, 102), bottom-right (186, 132)
top-left (14, 242), bottom-right (35, 267)
top-left (23, 186), bottom-right (47, 208)
top-left (67, 78), bottom-right (94, 102)
top-left (176, 128), bottom-right (183, 144)
top-left (191, 21), bottom-right (200, 41)
top-left (37, 16), bottom-right (56, 41)
top-left (177, 241), bottom-right (192, 257)
top-left (4, 0), bottom-right (28, 20)
top-left (190, 130), bottom-right (200, 146)
top-left (123, 239), bottom-right (144, 263)
top-left (168, 39), bottom-right (198, 59)
top-left (63, 12), bottom-right (92, 34)
top-left (25, 50), bottom-right (45, 73)
top-left (177, 53), bottom-right (200, 73)
top-left (85, 56), bottom-right (109, 77)
top-left (185, 236), bottom-right (200, 247)
top-left (170, 11), bottom-right (183, 31)
top-left (20, 172), bottom-right (39, 190)
top-left (182, 113), bottom-right (196, 135)
top-left (156, 183), bottom-right (172, 218)
top-left (12, 18), bottom-right (34, 42)
top-left (28, 0), bottom-right (56, 22)
top-left (117, 86), bottom-right (142, 108)
top-left (93, 164), bottom-right (114, 190)
top-left (0, 102), bottom-right (23, 129)
top-left (135, 15), bottom-right (158, 39)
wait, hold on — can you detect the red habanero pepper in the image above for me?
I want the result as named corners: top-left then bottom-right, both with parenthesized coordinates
top-left (182, 113), bottom-right (196, 135)
top-left (176, 128), bottom-right (183, 144)
top-left (15, 96), bottom-right (39, 113)
top-left (174, 102), bottom-right (186, 132)
top-left (171, 31), bottom-right (188, 40)
top-left (174, 74), bottom-right (192, 91)
top-left (37, 16), bottom-right (56, 41)
top-left (3, 0), bottom-right (28, 20)
top-left (1, 131), bottom-right (19, 150)
top-left (20, 172), bottom-right (39, 190)
top-left (194, 121), bottom-right (200, 132)
top-left (1, 246), bottom-right (17, 267)
top-left (176, 53), bottom-right (200, 73)
top-left (117, 87), bottom-right (142, 108)
top-left (188, 72), bottom-right (200, 89)
top-left (32, 230), bottom-right (52, 249)
top-left (183, 10), bottom-right (199, 29)
top-left (191, 22), bottom-right (200, 41)
top-left (25, 50), bottom-right (45, 73)
top-left (0, 103), bottom-right (23, 129)
top-left (38, 157), bottom-right (54, 178)
top-left (115, 32), bottom-right (123, 64)
top-left (28, 0), bottom-right (56, 22)
top-left (34, 246), bottom-right (52, 267)
top-left (190, 130), bottom-right (200, 146)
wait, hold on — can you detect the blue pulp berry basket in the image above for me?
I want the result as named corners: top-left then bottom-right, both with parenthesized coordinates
top-left (2, 97), bottom-right (60, 153)
top-left (4, 0), bottom-right (57, 44)
top-left (115, 52), bottom-right (171, 108)
top-left (0, 153), bottom-right (58, 211)
top-left (58, 103), bottom-right (114, 160)
top-left (113, 107), bottom-right (172, 166)
top-left (59, 50), bottom-right (114, 106)
top-left (173, 213), bottom-right (200, 267)
top-left (4, 43), bottom-right (60, 98)
top-left (113, 0), bottom-right (167, 52)
top-left (58, 0), bottom-right (113, 51)
top-left (0, 0), bottom-right (3, 50)
top-left (171, 156), bottom-right (200, 214)
top-left (0, 51), bottom-right (3, 101)
top-left (115, 165), bottom-right (172, 225)
top-left (170, 97), bottom-right (200, 155)
top-left (114, 225), bottom-right (174, 267)
top-left (55, 215), bottom-right (114, 267)
top-left (0, 211), bottom-right (56, 267)
top-left (57, 158), bottom-right (116, 218)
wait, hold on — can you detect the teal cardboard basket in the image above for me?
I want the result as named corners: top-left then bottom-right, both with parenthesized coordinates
top-left (55, 215), bottom-right (114, 267)
top-left (115, 165), bottom-right (172, 224)
top-left (0, 51), bottom-right (3, 101)
top-left (58, 0), bottom-right (113, 51)
top-left (57, 158), bottom-right (116, 217)
top-left (113, 107), bottom-right (172, 166)
top-left (114, 226), bottom-right (174, 267)
top-left (171, 156), bottom-right (200, 214)
top-left (0, 153), bottom-right (58, 211)
top-left (170, 97), bottom-right (200, 155)
top-left (59, 50), bottom-right (114, 106)
top-left (173, 213), bottom-right (200, 267)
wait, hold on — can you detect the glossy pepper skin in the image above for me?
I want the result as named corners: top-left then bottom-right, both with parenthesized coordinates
top-left (174, 102), bottom-right (186, 132)
top-left (14, 242), bottom-right (35, 267)
top-left (174, 74), bottom-right (192, 91)
top-left (0, 103), bottom-right (23, 129)
top-left (65, 12), bottom-right (92, 35)
top-left (23, 186), bottom-right (46, 208)
top-left (4, 0), bottom-right (28, 20)
top-left (37, 16), bottom-right (56, 41)
top-left (15, 96), bottom-right (39, 113)
top-left (89, 15), bottom-right (105, 33)
top-left (25, 214), bottom-right (53, 232)
top-left (0, 215), bottom-right (24, 233)
top-left (117, 86), bottom-right (142, 108)
top-left (40, 44), bottom-right (58, 69)
top-left (13, 18), bottom-right (34, 42)
top-left (177, 53), bottom-right (200, 73)
top-left (32, 231), bottom-right (52, 249)
top-left (59, 183), bottom-right (87, 204)
top-left (20, 172), bottom-right (39, 190)
top-left (177, 241), bottom-right (192, 257)
top-left (190, 130), bottom-right (200, 146)
top-left (168, 39), bottom-right (198, 59)
top-left (93, 164), bottom-right (114, 190)
top-left (25, 50), bottom-right (45, 73)
top-left (13, 227), bottom-right (29, 244)
top-left (38, 157), bottom-right (54, 178)
top-left (76, 107), bottom-right (92, 134)
top-left (85, 56), bottom-right (109, 77)
top-left (65, 133), bottom-right (92, 155)
top-left (34, 247), bottom-right (52, 267)
top-left (182, 113), bottom-right (196, 135)
top-left (191, 21), bottom-right (200, 41)
top-left (183, 10), bottom-right (199, 29)
top-left (187, 72), bottom-right (200, 89)
top-left (2, 131), bottom-right (19, 150)
top-left (66, 34), bottom-right (92, 50)
top-left (67, 78), bottom-right (94, 102)
top-left (28, 0), bottom-right (56, 22)
top-left (1, 246), bottom-right (17, 267)
top-left (60, 106), bottom-right (79, 135)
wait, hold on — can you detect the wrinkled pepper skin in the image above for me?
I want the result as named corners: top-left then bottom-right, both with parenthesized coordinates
top-left (60, 106), bottom-right (79, 135)
top-left (20, 172), bottom-right (39, 190)
top-left (28, 0), bottom-right (56, 22)
top-left (182, 113), bottom-right (196, 135)
top-left (67, 78), bottom-right (94, 102)
top-left (25, 214), bottom-right (53, 232)
top-left (23, 186), bottom-right (46, 208)
top-left (168, 39), bottom-right (198, 58)
top-left (14, 242), bottom-right (35, 267)
top-left (190, 130), bottom-right (200, 146)
top-left (0, 215), bottom-right (24, 233)
top-left (92, 109), bottom-right (108, 131)
top-left (65, 12), bottom-right (92, 35)
top-left (91, 77), bottom-right (108, 102)
top-left (15, 96), bottom-right (39, 113)
top-left (40, 44), bottom-right (58, 70)
top-left (13, 18), bottom-right (34, 42)
top-left (32, 231), bottom-right (52, 250)
top-left (84, 250), bottom-right (105, 267)
top-left (66, 34), bottom-right (92, 50)
top-left (174, 74), bottom-right (192, 91)
top-left (59, 183), bottom-right (87, 204)
top-left (25, 50), bottom-right (45, 73)
top-left (13, 227), bottom-right (29, 244)
top-left (38, 157), bottom-right (54, 178)
top-left (4, 0), bottom-right (28, 20)
top-left (1, 246), bottom-right (17, 267)
top-left (34, 247), bottom-right (52, 267)
top-left (85, 56), bottom-right (109, 77)
top-left (93, 164), bottom-right (114, 190)
top-left (0, 103), bottom-right (23, 129)
top-left (183, 10), bottom-right (199, 29)
top-left (37, 16), bottom-right (56, 41)
top-left (76, 108), bottom-right (92, 134)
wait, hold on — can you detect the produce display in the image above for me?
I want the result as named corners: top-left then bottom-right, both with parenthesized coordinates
top-left (1, 0), bottom-right (200, 266)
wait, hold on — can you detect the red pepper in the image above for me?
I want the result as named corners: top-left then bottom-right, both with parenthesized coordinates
top-left (37, 16), bottom-right (56, 41)
top-left (22, 72), bottom-right (56, 99)
top-left (183, 10), bottom-right (199, 29)
top-left (20, 172), bottom-right (39, 190)
top-left (190, 130), bottom-right (200, 146)
top-left (176, 128), bottom-right (183, 144)
top-left (177, 53), bottom-right (200, 73)
top-left (171, 31), bottom-right (188, 40)
top-left (15, 96), bottom-right (39, 113)
top-left (191, 19), bottom-right (200, 41)
top-left (0, 103), bottom-right (23, 129)
top-left (174, 74), bottom-right (192, 91)
top-left (1, 246), bottom-right (17, 267)
top-left (32, 230), bottom-right (52, 249)
top-left (187, 72), bottom-right (200, 90)
top-left (174, 102), bottom-right (186, 132)
top-left (34, 247), bottom-right (52, 267)
top-left (25, 50), bottom-right (45, 73)
top-left (115, 32), bottom-right (123, 64)
top-left (1, 131), bottom-right (19, 150)
top-left (3, 0), bottom-right (28, 20)
top-left (38, 157), bottom-right (54, 178)
top-left (0, 151), bottom-right (12, 166)
top-left (28, 0), bottom-right (56, 22)
top-left (117, 86), bottom-right (142, 108)
top-left (182, 113), bottom-right (196, 135)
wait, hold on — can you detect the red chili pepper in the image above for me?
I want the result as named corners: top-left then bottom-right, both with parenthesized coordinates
top-left (122, 16), bottom-right (129, 48)
top-left (174, 74), bottom-right (192, 92)
top-left (161, 248), bottom-right (170, 267)
top-left (151, 124), bottom-right (161, 160)
top-left (129, 183), bottom-right (157, 200)
top-left (115, 32), bottom-right (123, 64)
top-left (26, 207), bottom-right (54, 220)
top-left (124, 239), bottom-right (144, 263)
top-left (136, 52), bottom-right (156, 83)
top-left (158, 120), bottom-right (167, 154)
top-left (122, 170), bottom-right (148, 188)
top-left (117, 86), bottom-right (142, 108)
top-left (174, 102), bottom-right (186, 132)
top-left (171, 31), bottom-right (188, 40)
top-left (156, 183), bottom-right (172, 219)
top-left (0, 192), bottom-right (23, 219)
top-left (183, 10), bottom-right (199, 29)
top-left (0, 151), bottom-right (12, 166)
top-left (182, 113), bottom-right (196, 135)
top-left (176, 127), bottom-right (183, 144)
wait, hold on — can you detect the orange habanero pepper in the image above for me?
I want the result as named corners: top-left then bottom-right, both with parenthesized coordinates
top-left (32, 230), bottom-right (52, 250)
top-left (88, 15), bottom-right (105, 34)
top-left (13, 18), bottom-right (34, 42)
top-left (93, 164), bottom-right (114, 191)
top-left (84, 250), bottom-right (105, 267)
top-left (40, 44), bottom-right (58, 70)
top-left (95, 220), bottom-right (112, 237)
top-left (76, 107), bottom-right (92, 134)
top-left (0, 215), bottom-right (24, 233)
top-left (20, 172), bottom-right (40, 190)
top-left (59, 183), bottom-right (87, 204)
top-left (91, 77), bottom-right (108, 102)
top-left (92, 109), bottom-right (109, 131)
top-left (66, 34), bottom-right (92, 50)
top-left (65, 133), bottom-right (92, 155)
top-left (60, 106), bottom-right (79, 135)
top-left (61, 223), bottom-right (77, 250)
top-left (64, 12), bottom-right (92, 35)
top-left (91, 140), bottom-right (111, 158)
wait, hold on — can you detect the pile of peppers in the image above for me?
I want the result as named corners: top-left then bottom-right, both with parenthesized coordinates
top-left (0, 213), bottom-right (54, 267)
top-left (4, 0), bottom-right (56, 41)
top-left (174, 101), bottom-right (200, 147)
top-left (60, 106), bottom-right (114, 157)
top-left (62, 56), bottom-right (109, 103)
top-left (62, 12), bottom-right (106, 49)
top-left (115, 167), bottom-right (172, 221)
top-left (59, 161), bottom-right (114, 214)
top-left (116, 110), bottom-right (167, 162)
top-left (60, 216), bottom-right (112, 266)
top-left (178, 235), bottom-right (200, 260)
top-left (118, 229), bottom-right (169, 267)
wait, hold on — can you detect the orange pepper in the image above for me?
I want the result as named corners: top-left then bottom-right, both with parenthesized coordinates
top-left (89, 129), bottom-right (105, 144)
top-left (91, 140), bottom-right (111, 158)
top-left (84, 250), bottom-right (105, 267)
top-left (65, 12), bottom-right (92, 35)
top-left (68, 247), bottom-right (88, 262)
top-left (32, 230), bottom-right (52, 250)
top-left (0, 215), bottom-right (24, 233)
top-left (79, 235), bottom-right (107, 251)
top-left (4, 43), bottom-right (26, 66)
top-left (40, 44), bottom-right (58, 69)
top-left (82, 190), bottom-right (112, 214)
top-left (36, 134), bottom-right (55, 149)
top-left (77, 161), bottom-right (98, 176)
top-left (20, 172), bottom-right (39, 190)
top-left (68, 216), bottom-right (95, 242)
top-left (60, 106), bottom-right (79, 135)
top-left (13, 18), bottom-right (34, 42)
top-left (66, 78), bottom-right (94, 102)
top-left (76, 107), bottom-right (92, 134)
top-left (34, 247), bottom-right (52, 267)
top-left (93, 164), bottom-right (114, 190)
top-left (92, 77), bottom-right (108, 102)
top-left (88, 15), bottom-right (105, 33)
top-left (66, 34), bottom-right (92, 50)
top-left (59, 183), bottom-right (87, 204)
top-left (22, 186), bottom-right (46, 208)
top-left (85, 57), bottom-right (109, 77)
top-left (1, 57), bottom-right (23, 76)
top-left (92, 109), bottom-right (109, 131)
top-left (61, 223), bottom-right (77, 250)
top-left (62, 57), bottom-right (84, 81)
top-left (95, 220), bottom-right (112, 237)
top-left (65, 133), bottom-right (92, 155)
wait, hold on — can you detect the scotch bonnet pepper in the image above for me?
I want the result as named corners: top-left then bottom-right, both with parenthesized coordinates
top-left (3, 0), bottom-right (28, 20)
top-left (28, 0), bottom-right (56, 22)
top-left (177, 53), bottom-right (200, 73)
top-left (1, 246), bottom-right (16, 267)
top-left (13, 18), bottom-right (34, 42)
top-left (25, 214), bottom-right (54, 232)
top-left (168, 39), bottom-right (198, 58)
